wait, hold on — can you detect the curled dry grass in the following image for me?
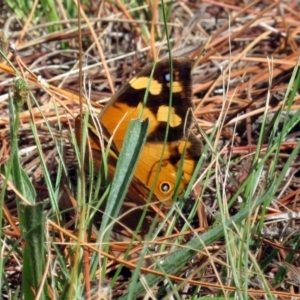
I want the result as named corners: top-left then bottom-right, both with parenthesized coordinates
top-left (1, 1), bottom-right (300, 299)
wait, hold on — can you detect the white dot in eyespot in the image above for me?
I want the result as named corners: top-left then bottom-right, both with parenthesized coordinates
top-left (164, 73), bottom-right (170, 82)
top-left (161, 182), bottom-right (170, 192)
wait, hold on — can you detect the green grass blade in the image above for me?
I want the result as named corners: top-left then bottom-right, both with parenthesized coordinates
top-left (6, 80), bottom-right (47, 299)
top-left (101, 119), bottom-right (149, 233)
top-left (21, 202), bottom-right (47, 300)
top-left (92, 119), bottom-right (149, 275)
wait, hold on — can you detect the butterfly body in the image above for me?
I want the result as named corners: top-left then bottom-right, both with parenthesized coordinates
top-left (76, 57), bottom-right (201, 205)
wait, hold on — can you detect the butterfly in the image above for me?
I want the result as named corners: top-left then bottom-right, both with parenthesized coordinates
top-left (75, 56), bottom-right (202, 207)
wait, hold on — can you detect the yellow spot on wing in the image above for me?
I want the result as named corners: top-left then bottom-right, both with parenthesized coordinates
top-left (129, 76), bottom-right (162, 95)
top-left (157, 105), bottom-right (182, 127)
top-left (166, 81), bottom-right (183, 93)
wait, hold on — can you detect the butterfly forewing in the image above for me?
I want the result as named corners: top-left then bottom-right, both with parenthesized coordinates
top-left (100, 57), bottom-right (193, 147)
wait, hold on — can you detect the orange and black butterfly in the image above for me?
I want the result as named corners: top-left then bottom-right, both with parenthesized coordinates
top-left (75, 57), bottom-right (201, 206)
